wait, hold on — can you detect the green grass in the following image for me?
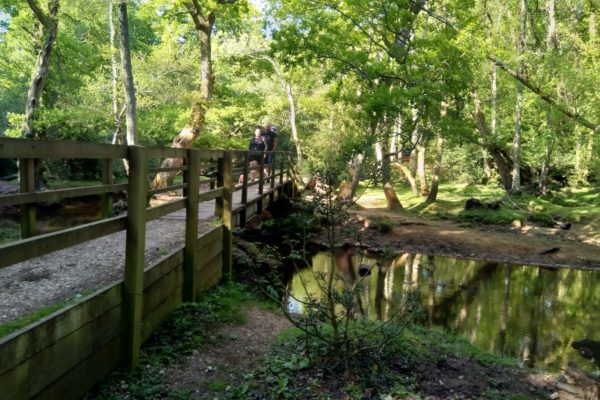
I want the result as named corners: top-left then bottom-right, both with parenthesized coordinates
top-left (0, 297), bottom-right (76, 338)
top-left (360, 183), bottom-right (600, 227)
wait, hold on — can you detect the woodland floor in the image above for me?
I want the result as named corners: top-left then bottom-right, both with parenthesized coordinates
top-left (155, 201), bottom-right (600, 400)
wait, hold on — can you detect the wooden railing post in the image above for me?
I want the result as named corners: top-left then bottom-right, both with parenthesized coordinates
top-left (257, 154), bottom-right (265, 215)
top-left (183, 149), bottom-right (200, 302)
top-left (216, 152), bottom-right (233, 280)
top-left (101, 159), bottom-right (113, 218)
top-left (123, 145), bottom-right (148, 369)
top-left (287, 154), bottom-right (296, 198)
top-left (278, 154), bottom-right (285, 197)
top-left (240, 152), bottom-right (249, 228)
top-left (269, 152), bottom-right (276, 203)
top-left (19, 158), bottom-right (36, 238)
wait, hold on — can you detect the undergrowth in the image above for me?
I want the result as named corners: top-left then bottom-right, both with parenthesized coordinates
top-left (84, 282), bottom-right (257, 400)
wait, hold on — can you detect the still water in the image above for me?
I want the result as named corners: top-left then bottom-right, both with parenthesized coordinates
top-left (287, 250), bottom-right (600, 372)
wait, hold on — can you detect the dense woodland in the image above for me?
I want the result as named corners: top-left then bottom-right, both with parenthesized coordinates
top-left (0, 0), bottom-right (599, 196)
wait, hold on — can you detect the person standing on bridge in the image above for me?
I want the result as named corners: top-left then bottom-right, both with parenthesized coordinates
top-left (262, 124), bottom-right (278, 180)
top-left (248, 126), bottom-right (266, 181)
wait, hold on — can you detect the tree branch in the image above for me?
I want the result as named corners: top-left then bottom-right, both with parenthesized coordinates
top-left (26, 0), bottom-right (48, 26)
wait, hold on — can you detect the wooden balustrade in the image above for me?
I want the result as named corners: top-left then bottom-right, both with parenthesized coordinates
top-left (0, 137), bottom-right (294, 380)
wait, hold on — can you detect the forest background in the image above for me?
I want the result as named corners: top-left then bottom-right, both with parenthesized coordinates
top-left (0, 0), bottom-right (598, 198)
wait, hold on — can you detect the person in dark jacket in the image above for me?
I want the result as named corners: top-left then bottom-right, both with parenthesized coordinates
top-left (262, 124), bottom-right (278, 178)
top-left (248, 127), bottom-right (266, 181)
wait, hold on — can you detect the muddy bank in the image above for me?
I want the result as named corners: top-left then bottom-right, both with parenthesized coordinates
top-left (349, 209), bottom-right (600, 270)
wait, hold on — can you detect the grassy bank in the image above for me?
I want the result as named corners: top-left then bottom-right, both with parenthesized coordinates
top-left (359, 183), bottom-right (600, 228)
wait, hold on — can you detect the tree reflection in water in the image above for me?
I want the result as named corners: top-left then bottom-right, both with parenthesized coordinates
top-left (288, 250), bottom-right (600, 372)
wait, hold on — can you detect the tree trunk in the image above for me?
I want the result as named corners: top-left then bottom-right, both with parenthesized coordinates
top-left (108, 0), bottom-right (122, 145)
top-left (348, 153), bottom-right (364, 198)
top-left (546, 0), bottom-right (558, 49)
top-left (22, 0), bottom-right (60, 139)
top-left (471, 92), bottom-right (512, 190)
top-left (417, 143), bottom-right (428, 196)
top-left (394, 162), bottom-right (418, 194)
top-left (265, 57), bottom-right (303, 167)
top-left (384, 183), bottom-right (403, 210)
top-left (118, 0), bottom-right (137, 147)
top-left (152, 8), bottom-right (216, 188)
top-left (511, 0), bottom-right (526, 193)
top-left (427, 101), bottom-right (447, 203)
top-left (539, 141), bottom-right (553, 195)
top-left (426, 134), bottom-right (444, 203)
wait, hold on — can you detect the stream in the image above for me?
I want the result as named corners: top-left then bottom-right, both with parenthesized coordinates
top-left (287, 250), bottom-right (600, 372)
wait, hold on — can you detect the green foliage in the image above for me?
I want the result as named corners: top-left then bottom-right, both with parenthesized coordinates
top-left (86, 282), bottom-right (256, 399)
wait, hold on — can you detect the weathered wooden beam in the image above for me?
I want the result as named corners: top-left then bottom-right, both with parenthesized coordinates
top-left (0, 216), bottom-right (127, 269)
top-left (0, 183), bottom-right (128, 207)
top-left (0, 137), bottom-right (127, 159)
top-left (19, 158), bottom-right (36, 238)
top-left (240, 152), bottom-right (249, 228)
top-left (101, 159), bottom-right (114, 218)
top-left (183, 149), bottom-right (200, 301)
top-left (123, 145), bottom-right (148, 369)
top-left (216, 152), bottom-right (233, 280)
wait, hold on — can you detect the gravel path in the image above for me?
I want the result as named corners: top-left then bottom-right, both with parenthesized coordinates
top-left (0, 215), bottom-right (215, 325)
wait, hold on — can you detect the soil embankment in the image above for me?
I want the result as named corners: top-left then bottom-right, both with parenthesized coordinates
top-left (351, 208), bottom-right (600, 270)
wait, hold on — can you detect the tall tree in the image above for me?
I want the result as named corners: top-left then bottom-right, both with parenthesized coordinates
top-left (153, 0), bottom-right (247, 188)
top-left (511, 0), bottom-right (526, 193)
top-left (22, 0), bottom-right (59, 139)
top-left (119, 0), bottom-right (138, 147)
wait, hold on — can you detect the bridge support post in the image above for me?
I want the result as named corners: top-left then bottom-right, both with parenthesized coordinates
top-left (183, 149), bottom-right (200, 301)
top-left (240, 152), bottom-right (249, 228)
top-left (269, 153), bottom-right (276, 204)
top-left (216, 151), bottom-right (233, 280)
top-left (123, 145), bottom-right (147, 369)
top-left (19, 158), bottom-right (36, 238)
top-left (101, 159), bottom-right (113, 218)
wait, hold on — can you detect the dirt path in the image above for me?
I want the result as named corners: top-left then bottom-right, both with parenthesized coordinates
top-left (163, 306), bottom-right (292, 399)
top-left (350, 207), bottom-right (600, 270)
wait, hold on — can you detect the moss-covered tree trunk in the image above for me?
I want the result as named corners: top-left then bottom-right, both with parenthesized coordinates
top-left (22, 0), bottom-right (59, 140)
top-left (152, 7), bottom-right (215, 188)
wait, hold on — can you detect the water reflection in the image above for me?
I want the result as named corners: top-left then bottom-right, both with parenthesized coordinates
top-left (287, 250), bottom-right (600, 372)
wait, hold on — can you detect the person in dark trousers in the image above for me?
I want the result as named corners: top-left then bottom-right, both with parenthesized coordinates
top-left (248, 127), bottom-right (266, 181)
top-left (262, 124), bottom-right (278, 179)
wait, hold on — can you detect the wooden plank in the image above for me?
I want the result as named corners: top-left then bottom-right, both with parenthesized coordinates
top-left (123, 146), bottom-right (148, 369)
top-left (0, 137), bottom-right (127, 159)
top-left (0, 283), bottom-right (122, 376)
top-left (145, 147), bottom-right (187, 159)
top-left (197, 225), bottom-right (222, 246)
top-left (198, 187), bottom-right (223, 202)
top-left (143, 264), bottom-right (183, 319)
top-left (143, 247), bottom-right (184, 290)
top-left (0, 215), bottom-right (127, 269)
top-left (148, 166), bottom-right (187, 173)
top-left (148, 183), bottom-right (187, 196)
top-left (32, 336), bottom-right (121, 400)
top-left (19, 157), bottom-right (36, 238)
top-left (141, 287), bottom-right (182, 343)
top-left (197, 149), bottom-right (224, 159)
top-left (183, 150), bottom-right (200, 301)
top-left (101, 160), bottom-right (114, 218)
top-left (0, 183), bottom-right (128, 207)
top-left (0, 304), bottom-right (121, 400)
top-left (196, 253), bottom-right (223, 292)
top-left (146, 198), bottom-right (186, 221)
top-left (197, 238), bottom-right (223, 269)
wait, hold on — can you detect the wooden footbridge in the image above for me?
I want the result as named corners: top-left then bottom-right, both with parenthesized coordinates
top-left (0, 137), bottom-right (296, 400)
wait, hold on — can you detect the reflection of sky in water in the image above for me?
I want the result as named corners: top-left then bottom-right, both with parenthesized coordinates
top-left (288, 252), bottom-right (600, 372)
top-left (287, 296), bottom-right (303, 314)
